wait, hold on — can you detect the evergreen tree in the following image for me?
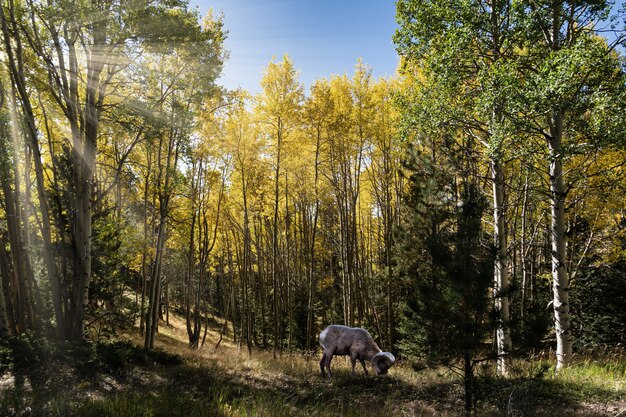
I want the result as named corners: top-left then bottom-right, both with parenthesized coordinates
top-left (395, 135), bottom-right (494, 412)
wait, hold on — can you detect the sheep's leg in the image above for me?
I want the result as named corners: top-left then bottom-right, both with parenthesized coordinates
top-left (359, 358), bottom-right (368, 375)
top-left (325, 350), bottom-right (334, 379)
top-left (320, 352), bottom-right (327, 377)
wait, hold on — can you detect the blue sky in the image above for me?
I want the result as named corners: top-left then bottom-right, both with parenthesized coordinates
top-left (190, 0), bottom-right (399, 94)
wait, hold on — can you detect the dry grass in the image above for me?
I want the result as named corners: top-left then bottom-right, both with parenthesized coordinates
top-left (1, 313), bottom-right (624, 416)
top-left (119, 314), bottom-right (625, 416)
top-left (123, 314), bottom-right (464, 416)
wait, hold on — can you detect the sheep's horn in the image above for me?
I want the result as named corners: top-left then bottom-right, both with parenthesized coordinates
top-left (372, 352), bottom-right (395, 373)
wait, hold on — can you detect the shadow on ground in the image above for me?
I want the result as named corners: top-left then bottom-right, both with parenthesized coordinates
top-left (0, 332), bottom-right (623, 416)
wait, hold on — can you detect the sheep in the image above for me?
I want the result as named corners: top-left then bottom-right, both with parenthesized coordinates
top-left (318, 324), bottom-right (395, 378)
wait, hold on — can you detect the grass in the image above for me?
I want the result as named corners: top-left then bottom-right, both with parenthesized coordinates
top-left (0, 315), bottom-right (624, 416)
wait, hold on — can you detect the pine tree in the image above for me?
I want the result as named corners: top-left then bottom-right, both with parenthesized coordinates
top-left (396, 135), bottom-right (494, 412)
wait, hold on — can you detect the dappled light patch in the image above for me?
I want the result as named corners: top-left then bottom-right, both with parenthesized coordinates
top-left (0, 314), bottom-right (624, 416)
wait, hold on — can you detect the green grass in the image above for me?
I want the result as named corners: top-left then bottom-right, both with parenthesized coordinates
top-left (1, 319), bottom-right (624, 416)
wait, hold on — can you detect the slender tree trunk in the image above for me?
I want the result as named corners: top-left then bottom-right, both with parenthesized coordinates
top-left (164, 279), bottom-right (170, 326)
top-left (186, 161), bottom-right (198, 347)
top-left (384, 178), bottom-right (395, 349)
top-left (0, 93), bottom-right (27, 333)
top-left (0, 256), bottom-right (9, 336)
top-left (214, 282), bottom-right (231, 351)
top-left (0, 241), bottom-right (17, 336)
top-left (0, 87), bottom-right (9, 337)
top-left (10, 138), bottom-right (36, 330)
top-left (201, 270), bottom-right (210, 347)
top-left (464, 352), bottom-right (474, 414)
top-left (520, 174), bottom-right (530, 334)
top-left (145, 217), bottom-right (166, 349)
top-left (338, 198), bottom-right (350, 326)
top-left (272, 122), bottom-right (282, 356)
top-left (548, 112), bottom-right (572, 370)
top-left (3, 186), bottom-right (26, 334)
top-left (0, 3), bottom-right (64, 336)
top-left (256, 218), bottom-right (268, 347)
top-left (139, 147), bottom-right (152, 335)
top-left (145, 125), bottom-right (178, 349)
top-left (19, 132), bottom-right (38, 329)
top-left (492, 159), bottom-right (512, 376)
top-left (243, 192), bottom-right (253, 356)
top-left (285, 177), bottom-right (293, 349)
top-left (306, 126), bottom-right (321, 350)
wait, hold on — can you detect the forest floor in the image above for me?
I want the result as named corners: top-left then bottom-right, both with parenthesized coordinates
top-left (0, 314), bottom-right (625, 416)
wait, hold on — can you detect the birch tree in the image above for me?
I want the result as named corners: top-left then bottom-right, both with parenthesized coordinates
top-left (1, 0), bottom-right (224, 341)
top-left (517, 0), bottom-right (626, 370)
top-left (395, 0), bottom-right (520, 374)
top-left (302, 79), bottom-right (333, 349)
top-left (256, 55), bottom-right (303, 354)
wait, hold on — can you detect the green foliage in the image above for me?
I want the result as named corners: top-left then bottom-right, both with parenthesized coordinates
top-left (520, 33), bottom-right (626, 150)
top-left (510, 301), bottom-right (553, 350)
top-left (395, 141), bottom-right (494, 368)
top-left (0, 342), bottom-right (11, 375)
top-left (0, 332), bottom-right (58, 383)
top-left (88, 215), bottom-right (140, 339)
top-left (395, 0), bottom-right (626, 376)
top-left (0, 333), bottom-right (181, 386)
top-left (571, 261), bottom-right (626, 347)
top-left (3, 329), bottom-right (624, 416)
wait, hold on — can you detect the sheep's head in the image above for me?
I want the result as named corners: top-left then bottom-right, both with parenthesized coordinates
top-left (371, 352), bottom-right (395, 375)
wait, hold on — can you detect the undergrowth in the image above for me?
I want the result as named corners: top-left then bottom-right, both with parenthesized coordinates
top-left (0, 321), bottom-right (624, 416)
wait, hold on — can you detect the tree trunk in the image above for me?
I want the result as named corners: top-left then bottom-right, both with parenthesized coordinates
top-left (285, 176), bottom-right (293, 349)
top-left (139, 147), bottom-right (152, 335)
top-left (272, 121), bottom-right (282, 356)
top-left (0, 3), bottom-right (64, 337)
top-left (67, 16), bottom-right (107, 341)
top-left (145, 125), bottom-right (178, 349)
top-left (464, 352), bottom-right (474, 414)
top-left (186, 161), bottom-right (198, 347)
top-left (145, 217), bottom-right (166, 349)
top-left (0, 255), bottom-right (10, 336)
top-left (492, 159), bottom-right (512, 376)
top-left (0, 241), bottom-right (17, 336)
top-left (70, 138), bottom-right (93, 340)
top-left (306, 126), bottom-right (321, 350)
top-left (548, 111), bottom-right (572, 370)
top-left (0, 86), bottom-right (29, 333)
top-left (520, 174), bottom-right (529, 331)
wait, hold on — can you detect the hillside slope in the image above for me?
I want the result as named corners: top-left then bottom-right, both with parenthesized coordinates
top-left (0, 313), bottom-right (624, 416)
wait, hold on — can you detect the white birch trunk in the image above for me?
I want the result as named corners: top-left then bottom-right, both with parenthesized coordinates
top-left (548, 112), bottom-right (573, 370)
top-left (492, 159), bottom-right (512, 376)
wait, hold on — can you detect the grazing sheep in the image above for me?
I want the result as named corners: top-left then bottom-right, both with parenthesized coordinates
top-left (318, 324), bottom-right (395, 378)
